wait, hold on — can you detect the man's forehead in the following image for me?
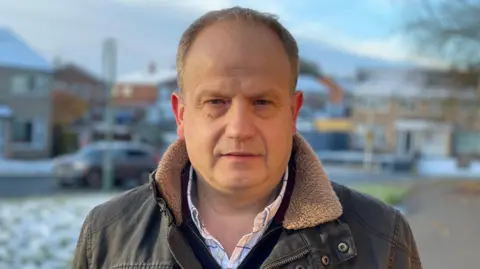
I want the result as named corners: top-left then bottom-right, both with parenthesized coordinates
top-left (180, 19), bottom-right (293, 95)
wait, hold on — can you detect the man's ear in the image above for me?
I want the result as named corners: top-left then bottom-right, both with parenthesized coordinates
top-left (291, 91), bottom-right (303, 133)
top-left (171, 92), bottom-right (185, 139)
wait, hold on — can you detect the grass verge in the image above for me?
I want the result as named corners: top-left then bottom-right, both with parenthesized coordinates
top-left (350, 184), bottom-right (411, 205)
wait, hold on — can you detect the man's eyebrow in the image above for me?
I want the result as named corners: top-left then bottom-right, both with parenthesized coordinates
top-left (248, 88), bottom-right (280, 98)
top-left (194, 87), bottom-right (232, 99)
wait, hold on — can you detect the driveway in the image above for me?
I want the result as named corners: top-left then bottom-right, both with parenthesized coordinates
top-left (404, 181), bottom-right (480, 269)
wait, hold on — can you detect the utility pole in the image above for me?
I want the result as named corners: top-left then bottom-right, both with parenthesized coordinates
top-left (101, 38), bottom-right (117, 191)
top-left (363, 110), bottom-right (375, 171)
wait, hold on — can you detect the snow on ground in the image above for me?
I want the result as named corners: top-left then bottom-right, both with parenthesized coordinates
top-left (0, 159), bottom-right (53, 177)
top-left (0, 193), bottom-right (117, 269)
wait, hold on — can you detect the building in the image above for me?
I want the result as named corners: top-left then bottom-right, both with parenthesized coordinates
top-left (294, 74), bottom-right (357, 151)
top-left (0, 28), bottom-right (53, 159)
top-left (53, 63), bottom-right (106, 122)
top-left (113, 63), bottom-right (177, 125)
top-left (352, 67), bottom-right (480, 159)
top-left (296, 74), bottom-right (356, 117)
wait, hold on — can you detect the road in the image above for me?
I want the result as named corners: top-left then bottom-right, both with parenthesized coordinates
top-left (404, 181), bottom-right (480, 269)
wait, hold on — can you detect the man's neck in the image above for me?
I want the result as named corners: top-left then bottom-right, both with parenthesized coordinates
top-left (194, 177), bottom-right (280, 256)
top-left (195, 178), bottom-right (277, 216)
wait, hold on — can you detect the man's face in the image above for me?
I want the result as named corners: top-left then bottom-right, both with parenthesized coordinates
top-left (172, 20), bottom-right (303, 195)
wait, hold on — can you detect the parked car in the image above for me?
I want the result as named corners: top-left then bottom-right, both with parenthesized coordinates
top-left (53, 141), bottom-right (160, 189)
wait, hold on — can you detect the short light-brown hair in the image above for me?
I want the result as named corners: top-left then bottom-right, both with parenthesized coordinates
top-left (176, 6), bottom-right (299, 94)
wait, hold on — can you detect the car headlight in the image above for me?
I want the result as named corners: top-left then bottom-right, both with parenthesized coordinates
top-left (72, 161), bottom-right (88, 171)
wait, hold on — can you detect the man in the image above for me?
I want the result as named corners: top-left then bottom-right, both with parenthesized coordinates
top-left (72, 6), bottom-right (422, 269)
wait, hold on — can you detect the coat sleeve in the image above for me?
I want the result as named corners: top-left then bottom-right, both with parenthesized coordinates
top-left (391, 211), bottom-right (422, 269)
top-left (71, 211), bottom-right (93, 269)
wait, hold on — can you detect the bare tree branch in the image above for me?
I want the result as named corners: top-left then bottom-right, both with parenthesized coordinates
top-left (401, 0), bottom-right (480, 67)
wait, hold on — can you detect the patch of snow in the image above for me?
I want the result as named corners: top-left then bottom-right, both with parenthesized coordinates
top-left (0, 159), bottom-right (53, 177)
top-left (0, 28), bottom-right (52, 72)
top-left (0, 193), bottom-right (116, 269)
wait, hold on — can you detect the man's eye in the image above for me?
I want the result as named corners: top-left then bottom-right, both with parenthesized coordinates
top-left (254, 99), bottom-right (271, 106)
top-left (206, 99), bottom-right (226, 105)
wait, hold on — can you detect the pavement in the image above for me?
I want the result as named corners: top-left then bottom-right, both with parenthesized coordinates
top-left (0, 175), bottom-right (57, 198)
top-left (404, 181), bottom-right (480, 269)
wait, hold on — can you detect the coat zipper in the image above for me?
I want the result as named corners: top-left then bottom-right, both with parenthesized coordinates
top-left (262, 249), bottom-right (310, 269)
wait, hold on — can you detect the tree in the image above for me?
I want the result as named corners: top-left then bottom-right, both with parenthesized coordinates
top-left (52, 90), bottom-right (88, 126)
top-left (401, 0), bottom-right (480, 68)
top-left (298, 58), bottom-right (345, 105)
top-left (299, 58), bottom-right (323, 77)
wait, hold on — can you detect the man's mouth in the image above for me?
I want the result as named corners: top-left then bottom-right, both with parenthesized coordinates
top-left (222, 152), bottom-right (260, 157)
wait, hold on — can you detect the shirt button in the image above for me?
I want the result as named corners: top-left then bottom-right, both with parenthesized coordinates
top-left (321, 255), bottom-right (330, 266)
top-left (338, 242), bottom-right (349, 253)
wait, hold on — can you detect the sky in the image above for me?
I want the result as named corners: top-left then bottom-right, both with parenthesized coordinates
top-left (0, 0), bottom-right (432, 77)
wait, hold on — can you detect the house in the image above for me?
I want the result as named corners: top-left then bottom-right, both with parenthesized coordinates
top-left (295, 74), bottom-right (356, 151)
top-left (0, 105), bottom-right (13, 158)
top-left (351, 67), bottom-right (480, 159)
top-left (296, 74), bottom-right (356, 117)
top-left (80, 63), bottom-right (179, 148)
top-left (113, 63), bottom-right (177, 125)
top-left (0, 28), bottom-right (53, 159)
top-left (53, 63), bottom-right (106, 122)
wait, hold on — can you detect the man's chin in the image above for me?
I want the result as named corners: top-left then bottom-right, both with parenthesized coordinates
top-left (214, 173), bottom-right (266, 190)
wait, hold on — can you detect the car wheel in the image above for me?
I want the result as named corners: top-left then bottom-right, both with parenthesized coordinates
top-left (85, 171), bottom-right (102, 189)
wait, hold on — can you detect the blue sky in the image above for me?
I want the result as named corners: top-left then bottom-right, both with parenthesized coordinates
top-left (0, 0), bottom-right (429, 76)
top-left (275, 0), bottom-right (399, 39)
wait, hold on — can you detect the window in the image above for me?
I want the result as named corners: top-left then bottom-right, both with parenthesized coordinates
top-left (454, 131), bottom-right (480, 156)
top-left (355, 97), bottom-right (389, 111)
top-left (124, 149), bottom-right (149, 158)
top-left (11, 75), bottom-right (29, 94)
top-left (123, 85), bottom-right (133, 97)
top-left (11, 118), bottom-right (47, 148)
top-left (80, 148), bottom-right (104, 161)
top-left (36, 75), bottom-right (49, 93)
top-left (354, 124), bottom-right (386, 149)
top-left (398, 98), bottom-right (416, 111)
top-left (11, 74), bottom-right (49, 94)
top-left (12, 120), bottom-right (33, 143)
top-left (458, 101), bottom-right (477, 120)
top-left (428, 101), bottom-right (443, 115)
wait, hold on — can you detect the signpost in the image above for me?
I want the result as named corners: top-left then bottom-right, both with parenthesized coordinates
top-left (101, 38), bottom-right (117, 191)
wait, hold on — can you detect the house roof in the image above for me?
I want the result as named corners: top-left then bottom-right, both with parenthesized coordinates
top-left (117, 69), bottom-right (177, 85)
top-left (0, 28), bottom-right (52, 72)
top-left (54, 63), bottom-right (103, 84)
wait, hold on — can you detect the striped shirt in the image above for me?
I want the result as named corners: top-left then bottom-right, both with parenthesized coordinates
top-left (187, 166), bottom-right (288, 269)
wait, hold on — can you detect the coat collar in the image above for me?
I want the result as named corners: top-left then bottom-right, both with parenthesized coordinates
top-left (154, 134), bottom-right (343, 230)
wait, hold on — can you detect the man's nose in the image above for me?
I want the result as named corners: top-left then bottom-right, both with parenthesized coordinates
top-left (225, 101), bottom-right (255, 141)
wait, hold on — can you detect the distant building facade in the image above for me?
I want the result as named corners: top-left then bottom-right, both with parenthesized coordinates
top-left (0, 28), bottom-right (53, 159)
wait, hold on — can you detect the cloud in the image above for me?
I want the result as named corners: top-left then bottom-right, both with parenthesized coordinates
top-left (0, 0), bottom-right (444, 77)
